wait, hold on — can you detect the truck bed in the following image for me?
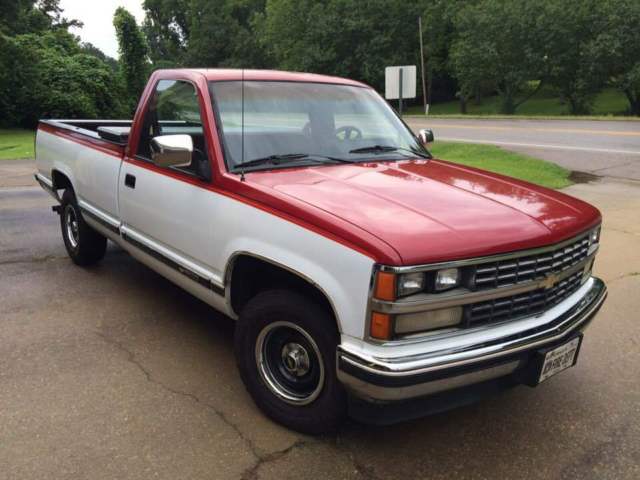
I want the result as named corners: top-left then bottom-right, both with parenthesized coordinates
top-left (39, 119), bottom-right (133, 145)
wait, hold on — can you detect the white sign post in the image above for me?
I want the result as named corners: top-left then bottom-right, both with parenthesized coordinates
top-left (385, 65), bottom-right (417, 116)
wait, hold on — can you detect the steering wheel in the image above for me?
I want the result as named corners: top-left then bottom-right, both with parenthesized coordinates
top-left (335, 126), bottom-right (363, 141)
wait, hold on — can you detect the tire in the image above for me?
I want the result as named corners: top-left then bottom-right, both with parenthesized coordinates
top-left (60, 189), bottom-right (107, 266)
top-left (234, 289), bottom-right (346, 434)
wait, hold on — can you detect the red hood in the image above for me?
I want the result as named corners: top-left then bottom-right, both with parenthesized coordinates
top-left (244, 159), bottom-right (601, 265)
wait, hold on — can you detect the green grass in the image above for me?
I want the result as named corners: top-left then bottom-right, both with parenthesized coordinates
top-left (0, 129), bottom-right (569, 189)
top-left (407, 87), bottom-right (633, 119)
top-left (0, 129), bottom-right (35, 160)
top-left (430, 141), bottom-right (573, 189)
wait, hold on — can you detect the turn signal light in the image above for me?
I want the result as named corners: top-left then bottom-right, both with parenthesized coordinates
top-left (370, 312), bottom-right (392, 340)
top-left (374, 271), bottom-right (396, 301)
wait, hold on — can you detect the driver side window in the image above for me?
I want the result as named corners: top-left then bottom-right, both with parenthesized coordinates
top-left (137, 79), bottom-right (209, 175)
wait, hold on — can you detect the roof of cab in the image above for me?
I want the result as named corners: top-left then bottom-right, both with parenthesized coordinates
top-left (156, 68), bottom-right (370, 88)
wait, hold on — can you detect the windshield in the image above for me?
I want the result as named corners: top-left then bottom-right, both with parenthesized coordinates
top-left (209, 81), bottom-right (430, 171)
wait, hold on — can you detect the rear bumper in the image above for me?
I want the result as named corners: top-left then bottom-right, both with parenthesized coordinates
top-left (337, 277), bottom-right (607, 404)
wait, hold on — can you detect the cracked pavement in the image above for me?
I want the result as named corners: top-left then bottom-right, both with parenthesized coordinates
top-left (1, 160), bottom-right (639, 479)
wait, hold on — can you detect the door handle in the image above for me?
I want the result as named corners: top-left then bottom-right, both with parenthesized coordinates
top-left (124, 174), bottom-right (136, 189)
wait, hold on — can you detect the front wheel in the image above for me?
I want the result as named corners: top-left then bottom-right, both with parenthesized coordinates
top-left (234, 290), bottom-right (346, 434)
top-left (60, 189), bottom-right (107, 266)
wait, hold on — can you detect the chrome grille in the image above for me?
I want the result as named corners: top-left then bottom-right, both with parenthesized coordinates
top-left (466, 271), bottom-right (583, 326)
top-left (473, 235), bottom-right (590, 290)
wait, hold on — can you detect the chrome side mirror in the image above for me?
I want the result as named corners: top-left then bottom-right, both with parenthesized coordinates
top-left (150, 135), bottom-right (193, 168)
top-left (417, 128), bottom-right (434, 147)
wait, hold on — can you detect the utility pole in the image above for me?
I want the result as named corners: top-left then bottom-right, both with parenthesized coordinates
top-left (418, 16), bottom-right (429, 115)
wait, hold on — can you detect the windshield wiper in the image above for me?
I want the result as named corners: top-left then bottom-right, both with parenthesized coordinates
top-left (234, 153), bottom-right (354, 171)
top-left (349, 145), bottom-right (430, 159)
top-left (234, 153), bottom-right (308, 170)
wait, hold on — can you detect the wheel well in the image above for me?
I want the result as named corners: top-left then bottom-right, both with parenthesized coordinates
top-left (51, 170), bottom-right (72, 191)
top-left (228, 255), bottom-right (338, 328)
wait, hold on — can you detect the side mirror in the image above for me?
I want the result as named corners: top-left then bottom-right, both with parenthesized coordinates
top-left (417, 128), bottom-right (434, 147)
top-left (150, 135), bottom-right (193, 168)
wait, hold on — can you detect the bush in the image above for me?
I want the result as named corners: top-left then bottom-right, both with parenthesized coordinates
top-left (0, 31), bottom-right (127, 128)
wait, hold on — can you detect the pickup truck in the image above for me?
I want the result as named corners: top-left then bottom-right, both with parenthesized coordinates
top-left (35, 69), bottom-right (607, 434)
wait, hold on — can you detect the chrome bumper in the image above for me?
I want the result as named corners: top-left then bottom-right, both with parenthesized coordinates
top-left (337, 277), bottom-right (607, 402)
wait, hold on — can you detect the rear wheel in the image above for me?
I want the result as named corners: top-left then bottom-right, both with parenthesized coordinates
top-left (60, 189), bottom-right (107, 266)
top-left (234, 289), bottom-right (346, 434)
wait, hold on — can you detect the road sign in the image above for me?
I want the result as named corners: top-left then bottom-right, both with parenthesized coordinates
top-left (385, 65), bottom-right (417, 100)
top-left (385, 65), bottom-right (416, 116)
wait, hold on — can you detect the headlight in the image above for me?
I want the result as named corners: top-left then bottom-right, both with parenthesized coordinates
top-left (434, 268), bottom-right (460, 291)
top-left (397, 272), bottom-right (425, 297)
top-left (395, 307), bottom-right (463, 335)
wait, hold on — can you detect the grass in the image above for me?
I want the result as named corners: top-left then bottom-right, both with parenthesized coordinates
top-left (406, 87), bottom-right (635, 119)
top-left (0, 129), bottom-right (35, 160)
top-left (430, 141), bottom-right (573, 189)
top-left (0, 129), bottom-right (569, 189)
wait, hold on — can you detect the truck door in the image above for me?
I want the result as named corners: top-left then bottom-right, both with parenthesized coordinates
top-left (118, 78), bottom-right (226, 298)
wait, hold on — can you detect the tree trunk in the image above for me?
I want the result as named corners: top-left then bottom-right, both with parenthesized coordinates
top-left (567, 94), bottom-right (590, 115)
top-left (624, 89), bottom-right (640, 116)
top-left (500, 95), bottom-right (516, 114)
top-left (474, 87), bottom-right (482, 105)
top-left (459, 96), bottom-right (467, 114)
top-left (513, 81), bottom-right (544, 111)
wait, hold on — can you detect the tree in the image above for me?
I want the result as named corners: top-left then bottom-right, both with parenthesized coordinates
top-left (541, 0), bottom-right (606, 114)
top-left (0, 31), bottom-right (127, 127)
top-left (114, 7), bottom-right (150, 113)
top-left (142, 0), bottom-right (190, 66)
top-left (0, 0), bottom-right (80, 35)
top-left (141, 0), bottom-right (269, 69)
top-left (80, 42), bottom-right (119, 71)
top-left (421, 0), bottom-right (464, 104)
top-left (258, 0), bottom-right (426, 92)
top-left (186, 0), bottom-right (267, 67)
top-left (592, 0), bottom-right (640, 115)
top-left (450, 0), bottom-right (548, 114)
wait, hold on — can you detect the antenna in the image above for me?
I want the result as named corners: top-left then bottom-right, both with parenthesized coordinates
top-left (240, 68), bottom-right (246, 181)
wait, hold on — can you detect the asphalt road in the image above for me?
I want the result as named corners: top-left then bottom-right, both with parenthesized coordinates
top-left (406, 118), bottom-right (640, 180)
top-left (1, 160), bottom-right (640, 480)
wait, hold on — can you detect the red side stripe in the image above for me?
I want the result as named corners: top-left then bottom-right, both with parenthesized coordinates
top-left (39, 123), bottom-right (124, 158)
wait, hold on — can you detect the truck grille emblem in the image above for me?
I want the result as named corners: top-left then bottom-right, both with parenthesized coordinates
top-left (541, 272), bottom-right (560, 290)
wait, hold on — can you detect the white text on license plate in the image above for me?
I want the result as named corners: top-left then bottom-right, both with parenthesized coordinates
top-left (539, 337), bottom-right (580, 383)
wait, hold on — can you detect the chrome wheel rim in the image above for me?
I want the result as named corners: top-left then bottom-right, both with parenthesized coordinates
top-left (256, 321), bottom-right (325, 405)
top-left (64, 205), bottom-right (79, 249)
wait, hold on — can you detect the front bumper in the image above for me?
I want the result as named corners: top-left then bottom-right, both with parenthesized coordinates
top-left (337, 277), bottom-right (607, 404)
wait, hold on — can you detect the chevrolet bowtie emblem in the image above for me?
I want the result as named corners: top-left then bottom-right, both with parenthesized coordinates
top-left (541, 272), bottom-right (560, 289)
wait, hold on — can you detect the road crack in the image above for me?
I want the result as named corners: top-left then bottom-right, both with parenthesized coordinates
top-left (240, 439), bottom-right (310, 480)
top-left (335, 433), bottom-right (384, 480)
top-left (605, 271), bottom-right (640, 284)
top-left (95, 331), bottom-right (318, 479)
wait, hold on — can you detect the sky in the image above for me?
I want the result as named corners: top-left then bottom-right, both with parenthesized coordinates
top-left (60, 0), bottom-right (146, 58)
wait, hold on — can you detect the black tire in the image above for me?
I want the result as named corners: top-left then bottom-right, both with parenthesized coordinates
top-left (60, 189), bottom-right (107, 266)
top-left (234, 289), bottom-right (346, 434)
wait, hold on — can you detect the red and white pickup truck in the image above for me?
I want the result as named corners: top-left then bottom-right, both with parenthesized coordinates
top-left (35, 69), bottom-right (607, 433)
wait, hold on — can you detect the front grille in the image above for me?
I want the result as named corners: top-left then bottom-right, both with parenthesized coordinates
top-left (473, 234), bottom-right (590, 290)
top-left (465, 271), bottom-right (583, 326)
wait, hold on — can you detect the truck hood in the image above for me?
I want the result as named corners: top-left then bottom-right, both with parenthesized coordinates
top-left (246, 159), bottom-right (601, 265)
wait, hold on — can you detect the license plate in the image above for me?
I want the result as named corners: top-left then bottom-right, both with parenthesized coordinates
top-left (538, 336), bottom-right (582, 383)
